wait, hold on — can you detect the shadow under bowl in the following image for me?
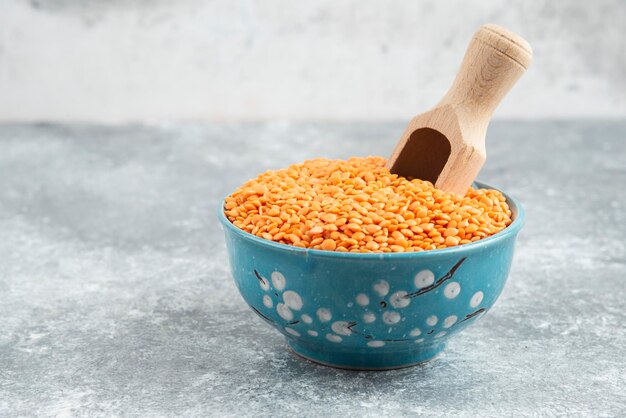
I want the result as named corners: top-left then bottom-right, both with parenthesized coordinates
top-left (218, 181), bottom-right (524, 370)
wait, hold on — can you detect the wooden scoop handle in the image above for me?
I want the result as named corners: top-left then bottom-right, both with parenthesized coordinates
top-left (439, 24), bottom-right (532, 121)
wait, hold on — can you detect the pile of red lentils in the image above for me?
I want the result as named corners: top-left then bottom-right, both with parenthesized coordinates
top-left (224, 157), bottom-right (512, 253)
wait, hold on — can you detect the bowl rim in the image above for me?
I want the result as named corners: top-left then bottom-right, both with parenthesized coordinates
top-left (218, 180), bottom-right (524, 259)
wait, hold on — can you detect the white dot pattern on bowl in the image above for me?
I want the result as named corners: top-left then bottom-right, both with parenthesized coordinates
top-left (383, 311), bottom-right (401, 325)
top-left (282, 290), bottom-right (302, 310)
top-left (444, 282), bottom-right (461, 299)
top-left (410, 328), bottom-right (422, 337)
top-left (316, 308), bottom-right (332, 323)
top-left (443, 315), bottom-right (458, 328)
top-left (363, 313), bottom-right (376, 323)
top-left (356, 293), bottom-right (370, 306)
top-left (373, 280), bottom-right (390, 297)
top-left (251, 259), bottom-right (487, 349)
top-left (331, 321), bottom-right (352, 336)
top-left (389, 291), bottom-right (411, 308)
top-left (470, 291), bottom-right (484, 308)
top-left (285, 327), bottom-right (300, 337)
top-left (271, 271), bottom-right (286, 291)
top-left (414, 270), bottom-right (435, 288)
top-left (276, 303), bottom-right (293, 321)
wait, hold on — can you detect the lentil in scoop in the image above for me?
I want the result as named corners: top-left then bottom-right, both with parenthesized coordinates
top-left (224, 157), bottom-right (512, 253)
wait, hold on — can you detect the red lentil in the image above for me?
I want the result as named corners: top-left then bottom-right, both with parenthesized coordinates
top-left (224, 157), bottom-right (512, 253)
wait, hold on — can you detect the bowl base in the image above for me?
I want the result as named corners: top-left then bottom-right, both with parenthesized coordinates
top-left (287, 340), bottom-right (445, 371)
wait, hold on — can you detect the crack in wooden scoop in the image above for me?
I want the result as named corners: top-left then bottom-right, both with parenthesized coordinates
top-left (387, 24), bottom-right (532, 196)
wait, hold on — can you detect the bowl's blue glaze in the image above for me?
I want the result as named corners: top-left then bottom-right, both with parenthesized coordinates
top-left (219, 181), bottom-right (524, 370)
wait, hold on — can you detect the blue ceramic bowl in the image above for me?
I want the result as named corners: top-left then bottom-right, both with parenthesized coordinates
top-left (219, 181), bottom-right (524, 370)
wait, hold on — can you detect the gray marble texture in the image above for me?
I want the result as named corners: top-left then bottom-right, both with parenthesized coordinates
top-left (0, 121), bottom-right (625, 417)
top-left (1, 1), bottom-right (625, 122)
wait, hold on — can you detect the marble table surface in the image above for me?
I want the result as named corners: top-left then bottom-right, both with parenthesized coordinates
top-left (1, 121), bottom-right (625, 417)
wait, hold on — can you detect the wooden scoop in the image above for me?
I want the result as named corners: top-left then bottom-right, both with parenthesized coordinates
top-left (387, 24), bottom-right (532, 196)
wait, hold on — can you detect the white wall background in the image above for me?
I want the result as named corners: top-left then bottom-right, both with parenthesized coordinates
top-left (0, 0), bottom-right (624, 123)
